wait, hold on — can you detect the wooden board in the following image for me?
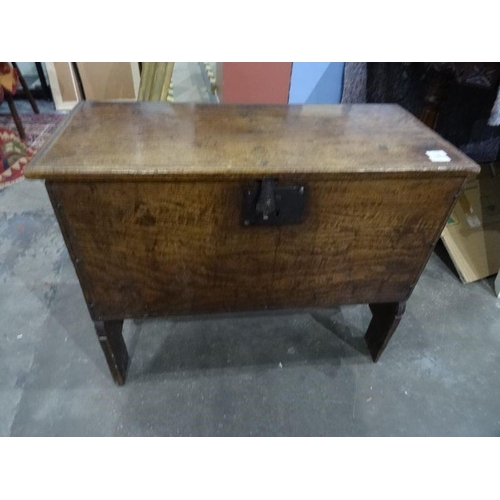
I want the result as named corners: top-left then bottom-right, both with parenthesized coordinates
top-left (47, 176), bottom-right (464, 320)
top-left (76, 63), bottom-right (140, 101)
top-left (26, 102), bottom-right (479, 181)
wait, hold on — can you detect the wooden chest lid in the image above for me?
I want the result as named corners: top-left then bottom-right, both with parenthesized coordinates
top-left (25, 102), bottom-right (479, 180)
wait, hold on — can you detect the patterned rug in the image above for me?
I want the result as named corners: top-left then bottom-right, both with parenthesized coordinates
top-left (0, 113), bottom-right (66, 189)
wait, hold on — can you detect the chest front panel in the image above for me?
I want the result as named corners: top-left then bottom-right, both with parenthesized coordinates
top-left (48, 176), bottom-right (463, 320)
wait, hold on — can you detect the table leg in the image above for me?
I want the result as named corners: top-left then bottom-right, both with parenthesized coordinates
top-left (93, 320), bottom-right (129, 385)
top-left (365, 301), bottom-right (406, 362)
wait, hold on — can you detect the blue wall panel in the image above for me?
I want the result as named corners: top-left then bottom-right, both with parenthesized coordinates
top-left (289, 62), bottom-right (345, 104)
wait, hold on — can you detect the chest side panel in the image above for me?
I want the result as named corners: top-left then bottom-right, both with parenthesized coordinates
top-left (47, 177), bottom-right (464, 319)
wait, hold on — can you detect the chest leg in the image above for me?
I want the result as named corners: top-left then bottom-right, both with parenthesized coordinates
top-left (365, 301), bottom-right (406, 362)
top-left (93, 320), bottom-right (129, 385)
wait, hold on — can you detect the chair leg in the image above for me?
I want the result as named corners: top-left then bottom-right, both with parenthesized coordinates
top-left (12, 62), bottom-right (39, 114)
top-left (35, 62), bottom-right (51, 101)
top-left (5, 93), bottom-right (26, 140)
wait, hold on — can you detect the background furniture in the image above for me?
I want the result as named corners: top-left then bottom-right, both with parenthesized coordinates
top-left (0, 63), bottom-right (39, 140)
top-left (45, 62), bottom-right (140, 110)
top-left (138, 63), bottom-right (175, 101)
top-left (366, 62), bottom-right (500, 164)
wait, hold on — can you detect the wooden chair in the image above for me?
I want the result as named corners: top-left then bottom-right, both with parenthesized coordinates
top-left (0, 62), bottom-right (39, 140)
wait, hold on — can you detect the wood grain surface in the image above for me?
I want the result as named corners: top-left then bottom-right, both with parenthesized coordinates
top-left (47, 176), bottom-right (464, 320)
top-left (26, 102), bottom-right (479, 181)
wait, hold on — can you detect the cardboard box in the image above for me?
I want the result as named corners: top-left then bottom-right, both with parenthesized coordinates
top-left (441, 165), bottom-right (500, 283)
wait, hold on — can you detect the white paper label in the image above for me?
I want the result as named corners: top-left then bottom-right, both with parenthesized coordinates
top-left (426, 150), bottom-right (451, 162)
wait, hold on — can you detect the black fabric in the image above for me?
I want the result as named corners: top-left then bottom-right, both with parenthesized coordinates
top-left (365, 63), bottom-right (500, 163)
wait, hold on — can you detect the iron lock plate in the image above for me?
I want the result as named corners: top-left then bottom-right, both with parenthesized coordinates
top-left (242, 179), bottom-right (306, 226)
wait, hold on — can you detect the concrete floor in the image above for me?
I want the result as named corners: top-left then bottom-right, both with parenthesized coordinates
top-left (1, 178), bottom-right (500, 436)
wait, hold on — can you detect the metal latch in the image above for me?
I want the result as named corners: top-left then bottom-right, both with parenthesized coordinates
top-left (243, 178), bottom-right (305, 226)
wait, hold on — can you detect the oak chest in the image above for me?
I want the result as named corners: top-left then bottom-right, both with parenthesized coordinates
top-left (25, 102), bottom-right (479, 385)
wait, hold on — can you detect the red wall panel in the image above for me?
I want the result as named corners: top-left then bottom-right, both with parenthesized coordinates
top-left (220, 63), bottom-right (292, 104)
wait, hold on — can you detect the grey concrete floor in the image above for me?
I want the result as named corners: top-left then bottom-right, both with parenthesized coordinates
top-left (1, 178), bottom-right (500, 436)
